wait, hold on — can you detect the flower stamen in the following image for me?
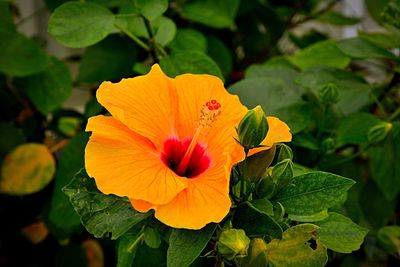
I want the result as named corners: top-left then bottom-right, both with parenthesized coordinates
top-left (175, 100), bottom-right (221, 176)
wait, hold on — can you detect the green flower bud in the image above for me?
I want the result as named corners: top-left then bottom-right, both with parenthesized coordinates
top-left (368, 122), bottom-right (392, 144)
top-left (377, 226), bottom-right (400, 255)
top-left (218, 229), bottom-right (250, 260)
top-left (277, 144), bottom-right (293, 162)
top-left (271, 159), bottom-right (294, 185)
top-left (241, 238), bottom-right (268, 267)
top-left (238, 105), bottom-right (269, 149)
top-left (319, 83), bottom-right (339, 104)
top-left (321, 137), bottom-right (336, 154)
top-left (273, 202), bottom-right (285, 221)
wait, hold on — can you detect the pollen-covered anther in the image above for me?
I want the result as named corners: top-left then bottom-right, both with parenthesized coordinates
top-left (200, 100), bottom-right (222, 127)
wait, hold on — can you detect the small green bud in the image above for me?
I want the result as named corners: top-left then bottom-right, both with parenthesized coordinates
top-left (238, 105), bottom-right (269, 149)
top-left (368, 122), bottom-right (392, 144)
top-left (256, 175), bottom-right (275, 199)
top-left (241, 238), bottom-right (268, 267)
top-left (321, 137), bottom-right (336, 154)
top-left (377, 226), bottom-right (400, 256)
top-left (273, 202), bottom-right (286, 221)
top-left (319, 83), bottom-right (339, 104)
top-left (218, 229), bottom-right (250, 260)
top-left (277, 144), bottom-right (293, 162)
top-left (271, 159), bottom-right (294, 185)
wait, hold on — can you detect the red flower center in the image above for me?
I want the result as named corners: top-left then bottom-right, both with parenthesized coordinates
top-left (161, 138), bottom-right (210, 178)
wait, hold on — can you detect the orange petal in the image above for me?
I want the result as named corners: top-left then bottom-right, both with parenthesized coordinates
top-left (96, 64), bottom-right (178, 149)
top-left (130, 199), bottom-right (154, 213)
top-left (153, 155), bottom-right (232, 229)
top-left (173, 73), bottom-right (247, 164)
top-left (248, 116), bottom-right (292, 156)
top-left (85, 115), bottom-right (188, 205)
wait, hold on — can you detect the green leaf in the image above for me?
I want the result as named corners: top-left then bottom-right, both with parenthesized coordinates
top-left (229, 74), bottom-right (310, 134)
top-left (229, 77), bottom-right (300, 114)
top-left (167, 224), bottom-right (216, 267)
top-left (48, 2), bottom-right (115, 48)
top-left (114, 14), bottom-right (147, 39)
top-left (273, 171), bottom-right (355, 216)
top-left (289, 31), bottom-right (328, 49)
top-left (78, 35), bottom-right (137, 83)
top-left (144, 227), bottom-right (162, 249)
top-left (292, 132), bottom-right (319, 151)
top-left (0, 2), bottom-right (15, 33)
top-left (381, 0), bottom-right (400, 28)
top-left (154, 16), bottom-right (176, 46)
top-left (244, 65), bottom-right (301, 99)
top-left (369, 122), bottom-right (400, 200)
top-left (134, 0), bottom-right (168, 21)
top-left (244, 145), bottom-right (276, 181)
top-left (316, 11), bottom-right (360, 26)
top-left (0, 122), bottom-right (25, 159)
top-left (84, 97), bottom-right (103, 118)
top-left (168, 28), bottom-right (207, 53)
top-left (0, 31), bottom-right (49, 76)
top-left (0, 143), bottom-right (55, 195)
top-left (274, 103), bottom-right (311, 134)
top-left (377, 225), bottom-right (400, 255)
top-left (134, 243), bottom-right (167, 267)
top-left (295, 66), bottom-right (372, 115)
top-left (360, 180), bottom-right (397, 228)
top-left (336, 112), bottom-right (382, 146)
top-left (160, 51), bottom-right (223, 80)
top-left (249, 198), bottom-right (274, 216)
top-left (58, 117), bottom-right (82, 137)
top-left (117, 229), bottom-right (142, 267)
top-left (288, 210), bottom-right (329, 222)
top-left (233, 202), bottom-right (283, 239)
top-left (359, 31), bottom-right (400, 49)
top-left (181, 0), bottom-right (240, 29)
top-left (63, 169), bottom-right (150, 239)
top-left (365, 0), bottom-right (390, 22)
top-left (207, 35), bottom-right (233, 78)
top-left (17, 57), bottom-right (72, 114)
top-left (265, 224), bottom-right (328, 267)
top-left (289, 40), bottom-right (350, 70)
top-left (337, 37), bottom-right (397, 60)
top-left (45, 132), bottom-right (89, 239)
top-left (315, 212), bottom-right (368, 253)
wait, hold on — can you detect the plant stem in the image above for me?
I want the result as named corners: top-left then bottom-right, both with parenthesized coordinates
top-left (388, 106), bottom-right (400, 122)
top-left (239, 148), bottom-right (249, 199)
top-left (321, 145), bottom-right (371, 169)
top-left (128, 232), bottom-right (144, 253)
top-left (49, 139), bottom-right (69, 153)
top-left (115, 24), bottom-right (150, 51)
top-left (288, 0), bottom-right (337, 28)
top-left (143, 17), bottom-right (159, 62)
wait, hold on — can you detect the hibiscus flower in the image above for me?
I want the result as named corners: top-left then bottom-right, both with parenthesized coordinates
top-left (85, 64), bottom-right (291, 229)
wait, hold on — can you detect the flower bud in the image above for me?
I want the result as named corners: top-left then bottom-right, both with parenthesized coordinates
top-left (238, 106), bottom-right (269, 149)
top-left (218, 229), bottom-right (250, 260)
top-left (241, 238), bottom-right (268, 267)
top-left (273, 202), bottom-right (285, 221)
top-left (271, 159), bottom-right (294, 186)
top-left (277, 144), bottom-right (293, 162)
top-left (319, 83), bottom-right (339, 104)
top-left (321, 137), bottom-right (336, 154)
top-left (368, 122), bottom-right (392, 144)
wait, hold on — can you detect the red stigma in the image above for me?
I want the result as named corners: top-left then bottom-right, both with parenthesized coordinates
top-left (205, 100), bottom-right (221, 111)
